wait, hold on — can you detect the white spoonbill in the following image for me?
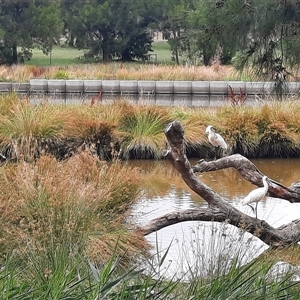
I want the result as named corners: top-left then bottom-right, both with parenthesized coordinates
top-left (205, 125), bottom-right (227, 159)
top-left (241, 176), bottom-right (269, 219)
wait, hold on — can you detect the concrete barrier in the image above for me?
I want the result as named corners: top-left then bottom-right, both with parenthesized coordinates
top-left (173, 81), bottom-right (192, 94)
top-left (0, 80), bottom-right (298, 98)
top-left (65, 80), bottom-right (84, 93)
top-left (155, 81), bottom-right (174, 94)
top-left (245, 82), bottom-right (265, 95)
top-left (84, 80), bottom-right (102, 93)
top-left (0, 82), bottom-right (12, 92)
top-left (209, 81), bottom-right (228, 94)
top-left (138, 81), bottom-right (156, 94)
top-left (102, 80), bottom-right (120, 93)
top-left (12, 83), bottom-right (30, 93)
top-left (48, 79), bottom-right (66, 93)
top-left (263, 82), bottom-right (276, 95)
top-left (30, 79), bottom-right (48, 92)
top-left (191, 81), bottom-right (210, 94)
top-left (120, 80), bottom-right (138, 94)
top-left (287, 82), bottom-right (300, 94)
top-left (227, 81), bottom-right (246, 94)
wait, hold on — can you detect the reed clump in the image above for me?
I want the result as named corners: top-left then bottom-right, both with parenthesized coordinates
top-left (117, 103), bottom-right (172, 159)
top-left (0, 95), bottom-right (300, 298)
top-left (186, 100), bottom-right (300, 159)
top-left (0, 99), bottom-right (64, 161)
top-left (1, 94), bottom-right (300, 160)
top-left (0, 151), bottom-right (146, 264)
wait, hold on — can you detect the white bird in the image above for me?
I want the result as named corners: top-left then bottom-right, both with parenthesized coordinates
top-left (205, 125), bottom-right (227, 159)
top-left (241, 176), bottom-right (269, 219)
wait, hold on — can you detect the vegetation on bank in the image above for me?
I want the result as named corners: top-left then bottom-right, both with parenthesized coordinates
top-left (0, 93), bottom-right (300, 298)
top-left (0, 93), bottom-right (300, 160)
top-left (0, 151), bottom-right (299, 298)
top-left (0, 60), bottom-right (237, 83)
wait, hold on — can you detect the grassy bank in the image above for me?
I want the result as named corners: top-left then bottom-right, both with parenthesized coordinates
top-left (0, 94), bottom-right (300, 298)
top-left (0, 152), bottom-right (299, 299)
top-left (0, 62), bottom-right (237, 82)
top-left (0, 94), bottom-right (300, 160)
top-left (0, 41), bottom-right (244, 82)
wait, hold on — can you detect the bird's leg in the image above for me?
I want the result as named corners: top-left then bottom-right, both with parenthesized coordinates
top-left (212, 147), bottom-right (216, 160)
top-left (247, 204), bottom-right (255, 214)
top-left (214, 147), bottom-right (219, 160)
top-left (255, 202), bottom-right (258, 219)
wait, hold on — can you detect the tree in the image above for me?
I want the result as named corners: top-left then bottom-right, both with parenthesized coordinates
top-left (0, 0), bottom-right (63, 65)
top-left (151, 0), bottom-right (197, 65)
top-left (62, 0), bottom-right (154, 62)
top-left (184, 0), bottom-right (300, 85)
top-left (166, 1), bottom-right (194, 65)
top-left (140, 121), bottom-right (300, 249)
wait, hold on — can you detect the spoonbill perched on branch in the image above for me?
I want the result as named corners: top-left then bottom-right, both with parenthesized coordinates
top-left (205, 125), bottom-right (227, 159)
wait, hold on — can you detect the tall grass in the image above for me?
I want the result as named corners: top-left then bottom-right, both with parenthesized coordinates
top-left (1, 234), bottom-right (300, 299)
top-left (117, 103), bottom-right (172, 159)
top-left (0, 97), bottom-right (299, 297)
top-left (191, 100), bottom-right (300, 158)
top-left (0, 152), bottom-right (146, 263)
top-left (0, 101), bottom-right (64, 160)
top-left (1, 95), bottom-right (300, 160)
top-left (170, 106), bottom-right (212, 157)
top-left (0, 63), bottom-right (237, 82)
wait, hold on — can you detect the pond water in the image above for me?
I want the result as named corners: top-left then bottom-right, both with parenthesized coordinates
top-left (129, 158), bottom-right (300, 280)
top-left (29, 92), bottom-right (265, 107)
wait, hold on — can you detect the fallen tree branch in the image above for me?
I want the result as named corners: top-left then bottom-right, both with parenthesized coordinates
top-left (193, 155), bottom-right (300, 203)
top-left (140, 120), bottom-right (300, 248)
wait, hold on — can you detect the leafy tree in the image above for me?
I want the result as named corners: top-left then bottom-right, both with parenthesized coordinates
top-left (163, 0), bottom-right (196, 65)
top-left (185, 0), bottom-right (300, 85)
top-left (61, 0), bottom-right (155, 62)
top-left (0, 0), bottom-right (63, 65)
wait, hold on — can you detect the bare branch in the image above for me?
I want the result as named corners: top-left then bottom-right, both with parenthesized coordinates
top-left (193, 155), bottom-right (300, 203)
top-left (139, 120), bottom-right (300, 248)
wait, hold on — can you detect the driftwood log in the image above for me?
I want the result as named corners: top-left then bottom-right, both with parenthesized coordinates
top-left (140, 120), bottom-right (300, 248)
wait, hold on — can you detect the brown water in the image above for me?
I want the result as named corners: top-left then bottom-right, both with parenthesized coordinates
top-left (129, 158), bottom-right (300, 279)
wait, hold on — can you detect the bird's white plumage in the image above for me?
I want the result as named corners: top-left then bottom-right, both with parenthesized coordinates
top-left (242, 176), bottom-right (269, 218)
top-left (242, 176), bottom-right (269, 206)
top-left (205, 125), bottom-right (227, 150)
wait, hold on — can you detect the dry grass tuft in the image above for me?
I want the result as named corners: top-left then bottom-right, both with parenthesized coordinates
top-left (0, 102), bottom-right (64, 160)
top-left (0, 63), bottom-right (236, 82)
top-left (117, 103), bottom-right (172, 159)
top-left (0, 151), bottom-right (147, 264)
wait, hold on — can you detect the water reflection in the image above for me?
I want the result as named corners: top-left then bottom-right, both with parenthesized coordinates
top-left (129, 158), bottom-right (300, 279)
top-left (29, 92), bottom-right (266, 107)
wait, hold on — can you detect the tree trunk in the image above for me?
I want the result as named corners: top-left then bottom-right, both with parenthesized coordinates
top-left (172, 30), bottom-right (180, 65)
top-left (139, 121), bottom-right (300, 248)
top-left (121, 49), bottom-right (132, 61)
top-left (12, 44), bottom-right (18, 64)
top-left (102, 32), bottom-right (110, 62)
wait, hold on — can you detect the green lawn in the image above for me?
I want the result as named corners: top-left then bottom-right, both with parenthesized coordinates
top-left (26, 46), bottom-right (85, 66)
top-left (26, 40), bottom-right (172, 66)
top-left (151, 40), bottom-right (173, 63)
